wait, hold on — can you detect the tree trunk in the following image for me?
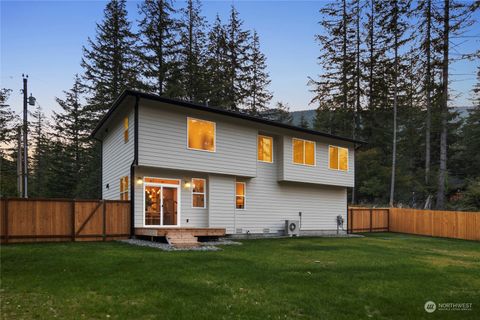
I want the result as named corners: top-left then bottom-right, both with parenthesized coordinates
top-left (425, 0), bottom-right (432, 186)
top-left (389, 0), bottom-right (399, 207)
top-left (436, 0), bottom-right (449, 209)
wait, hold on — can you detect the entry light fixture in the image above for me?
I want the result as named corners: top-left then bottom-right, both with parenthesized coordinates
top-left (184, 180), bottom-right (191, 189)
top-left (136, 177), bottom-right (143, 185)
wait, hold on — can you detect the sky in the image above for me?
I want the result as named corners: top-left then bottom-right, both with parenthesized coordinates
top-left (1, 0), bottom-right (479, 119)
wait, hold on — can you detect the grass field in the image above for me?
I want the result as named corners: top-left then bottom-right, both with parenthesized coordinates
top-left (1, 233), bottom-right (479, 319)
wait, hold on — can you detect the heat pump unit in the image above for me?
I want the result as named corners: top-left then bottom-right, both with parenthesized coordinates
top-left (285, 220), bottom-right (300, 237)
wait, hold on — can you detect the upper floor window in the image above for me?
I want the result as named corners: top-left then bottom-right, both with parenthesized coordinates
top-left (235, 182), bottom-right (246, 209)
top-left (192, 178), bottom-right (206, 208)
top-left (329, 146), bottom-right (348, 171)
top-left (292, 138), bottom-right (315, 166)
top-left (123, 117), bottom-right (129, 143)
top-left (187, 117), bottom-right (215, 152)
top-left (120, 176), bottom-right (129, 200)
top-left (258, 135), bottom-right (273, 163)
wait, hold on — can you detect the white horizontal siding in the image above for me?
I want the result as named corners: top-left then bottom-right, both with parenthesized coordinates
top-left (138, 99), bottom-right (257, 177)
top-left (133, 167), bottom-right (208, 228)
top-left (102, 107), bottom-right (134, 200)
top-left (281, 135), bottom-right (355, 187)
top-left (208, 174), bottom-right (235, 234)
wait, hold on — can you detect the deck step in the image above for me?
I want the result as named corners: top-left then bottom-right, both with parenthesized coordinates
top-left (165, 231), bottom-right (199, 247)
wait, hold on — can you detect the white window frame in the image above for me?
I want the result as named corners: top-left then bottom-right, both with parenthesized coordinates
top-left (142, 176), bottom-right (182, 228)
top-left (123, 116), bottom-right (129, 143)
top-left (191, 178), bottom-right (207, 209)
top-left (257, 135), bottom-right (274, 163)
top-left (328, 145), bottom-right (349, 172)
top-left (120, 176), bottom-right (129, 200)
top-left (186, 117), bottom-right (216, 153)
top-left (235, 181), bottom-right (246, 210)
top-left (292, 138), bottom-right (316, 166)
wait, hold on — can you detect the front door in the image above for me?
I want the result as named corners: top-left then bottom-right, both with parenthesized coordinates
top-left (144, 183), bottom-right (179, 227)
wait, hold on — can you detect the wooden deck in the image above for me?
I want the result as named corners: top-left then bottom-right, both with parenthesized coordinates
top-left (135, 227), bottom-right (226, 238)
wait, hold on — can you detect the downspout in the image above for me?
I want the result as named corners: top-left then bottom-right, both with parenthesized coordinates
top-left (130, 95), bottom-right (140, 238)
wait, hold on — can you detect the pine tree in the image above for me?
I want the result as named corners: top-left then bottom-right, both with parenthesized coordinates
top-left (178, 0), bottom-right (208, 102)
top-left (225, 6), bottom-right (251, 110)
top-left (29, 104), bottom-right (50, 197)
top-left (310, 0), bottom-right (357, 137)
top-left (53, 75), bottom-right (89, 177)
top-left (299, 113), bottom-right (310, 129)
top-left (81, 0), bottom-right (140, 120)
top-left (0, 88), bottom-right (16, 144)
top-left (244, 30), bottom-right (272, 116)
top-left (138, 0), bottom-right (181, 97)
top-left (260, 102), bottom-right (293, 124)
top-left (0, 88), bottom-right (19, 197)
top-left (205, 15), bottom-right (229, 107)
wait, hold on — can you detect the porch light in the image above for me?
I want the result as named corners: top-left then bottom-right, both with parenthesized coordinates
top-left (184, 181), bottom-right (191, 189)
top-left (136, 177), bottom-right (143, 185)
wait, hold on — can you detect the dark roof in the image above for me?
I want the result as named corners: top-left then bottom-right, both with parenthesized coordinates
top-left (91, 89), bottom-right (365, 144)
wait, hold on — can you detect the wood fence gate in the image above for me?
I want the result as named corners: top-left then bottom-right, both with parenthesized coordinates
top-left (0, 198), bottom-right (130, 244)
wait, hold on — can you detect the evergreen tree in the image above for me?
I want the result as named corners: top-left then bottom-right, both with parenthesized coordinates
top-left (0, 88), bottom-right (19, 197)
top-left (244, 30), bottom-right (272, 116)
top-left (29, 104), bottom-right (50, 197)
top-left (310, 0), bottom-right (357, 137)
top-left (81, 0), bottom-right (140, 120)
top-left (299, 113), bottom-right (310, 129)
top-left (205, 15), bottom-right (230, 107)
top-left (138, 0), bottom-right (181, 97)
top-left (178, 0), bottom-right (208, 102)
top-left (260, 102), bottom-right (293, 124)
top-left (53, 75), bottom-right (89, 177)
top-left (0, 88), bottom-right (16, 144)
top-left (225, 6), bottom-right (251, 110)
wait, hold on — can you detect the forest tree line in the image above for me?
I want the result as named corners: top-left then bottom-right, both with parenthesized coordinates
top-left (1, 0), bottom-right (479, 210)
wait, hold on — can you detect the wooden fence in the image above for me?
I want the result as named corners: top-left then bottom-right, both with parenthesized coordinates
top-left (0, 198), bottom-right (130, 244)
top-left (348, 207), bottom-right (480, 241)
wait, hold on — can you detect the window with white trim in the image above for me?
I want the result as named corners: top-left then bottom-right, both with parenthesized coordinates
top-left (235, 182), bottom-right (246, 209)
top-left (192, 178), bottom-right (206, 208)
top-left (258, 135), bottom-right (273, 162)
top-left (120, 176), bottom-right (129, 200)
top-left (292, 138), bottom-right (315, 165)
top-left (187, 117), bottom-right (215, 152)
top-left (329, 146), bottom-right (348, 171)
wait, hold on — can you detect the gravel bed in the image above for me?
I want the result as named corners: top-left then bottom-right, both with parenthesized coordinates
top-left (119, 239), bottom-right (241, 251)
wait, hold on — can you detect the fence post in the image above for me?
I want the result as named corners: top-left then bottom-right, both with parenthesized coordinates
top-left (387, 209), bottom-right (390, 232)
top-left (71, 200), bottom-right (75, 242)
top-left (4, 199), bottom-right (8, 244)
top-left (102, 200), bottom-right (106, 241)
top-left (370, 208), bottom-right (373, 233)
top-left (350, 208), bottom-right (353, 233)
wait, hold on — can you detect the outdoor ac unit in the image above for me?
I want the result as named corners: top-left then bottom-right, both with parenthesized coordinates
top-left (285, 220), bottom-right (300, 237)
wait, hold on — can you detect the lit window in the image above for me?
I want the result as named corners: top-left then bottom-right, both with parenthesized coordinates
top-left (192, 178), bottom-right (206, 208)
top-left (187, 117), bottom-right (215, 152)
top-left (329, 146), bottom-right (348, 171)
top-left (123, 117), bottom-right (129, 143)
top-left (144, 178), bottom-right (180, 185)
top-left (292, 138), bottom-right (315, 166)
top-left (258, 135), bottom-right (273, 162)
top-left (120, 176), bottom-right (129, 200)
top-left (235, 182), bottom-right (246, 209)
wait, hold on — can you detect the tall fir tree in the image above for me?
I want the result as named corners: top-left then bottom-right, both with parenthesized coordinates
top-left (138, 0), bottom-right (181, 97)
top-left (29, 104), bottom-right (50, 197)
top-left (0, 88), bottom-right (19, 197)
top-left (205, 15), bottom-right (230, 108)
top-left (244, 31), bottom-right (272, 116)
top-left (81, 0), bottom-right (140, 120)
top-left (225, 6), bottom-right (251, 110)
top-left (0, 88), bottom-right (16, 144)
top-left (178, 0), bottom-right (208, 102)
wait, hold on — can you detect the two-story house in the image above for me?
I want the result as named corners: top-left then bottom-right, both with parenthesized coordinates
top-left (92, 90), bottom-right (362, 239)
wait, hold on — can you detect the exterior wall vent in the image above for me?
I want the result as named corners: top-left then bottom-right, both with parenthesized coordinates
top-left (236, 228), bottom-right (243, 234)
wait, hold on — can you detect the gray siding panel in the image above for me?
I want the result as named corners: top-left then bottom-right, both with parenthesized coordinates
top-left (102, 107), bottom-right (134, 200)
top-left (281, 136), bottom-right (355, 187)
top-left (208, 174), bottom-right (235, 234)
top-left (138, 99), bottom-right (257, 177)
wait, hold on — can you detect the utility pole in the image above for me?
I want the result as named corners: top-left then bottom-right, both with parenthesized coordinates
top-left (17, 127), bottom-right (23, 196)
top-left (22, 75), bottom-right (28, 198)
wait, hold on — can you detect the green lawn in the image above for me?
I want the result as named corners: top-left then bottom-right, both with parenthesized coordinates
top-left (1, 233), bottom-right (479, 320)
